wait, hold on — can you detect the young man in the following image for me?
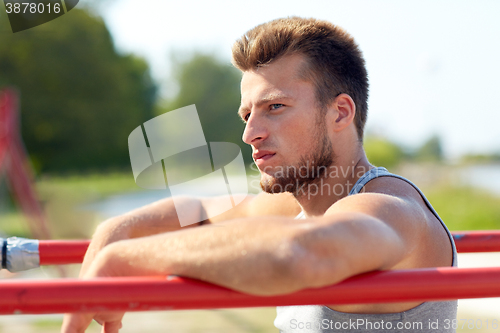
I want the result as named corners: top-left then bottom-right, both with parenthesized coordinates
top-left (62, 17), bottom-right (457, 333)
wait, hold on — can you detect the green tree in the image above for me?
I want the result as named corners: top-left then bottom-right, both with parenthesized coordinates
top-left (415, 135), bottom-right (443, 162)
top-left (162, 52), bottom-right (252, 165)
top-left (364, 136), bottom-right (405, 169)
top-left (0, 8), bottom-right (156, 173)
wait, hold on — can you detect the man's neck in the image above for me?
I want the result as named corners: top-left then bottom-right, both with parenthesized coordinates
top-left (295, 154), bottom-right (373, 217)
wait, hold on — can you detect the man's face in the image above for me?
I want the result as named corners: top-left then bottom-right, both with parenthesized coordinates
top-left (239, 54), bottom-right (335, 196)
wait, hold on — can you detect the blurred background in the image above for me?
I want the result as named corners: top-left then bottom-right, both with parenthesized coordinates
top-left (0, 0), bottom-right (499, 332)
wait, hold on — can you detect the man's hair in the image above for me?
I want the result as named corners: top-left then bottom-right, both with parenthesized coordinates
top-left (231, 17), bottom-right (369, 141)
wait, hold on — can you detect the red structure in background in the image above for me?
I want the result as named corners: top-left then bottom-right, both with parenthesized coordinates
top-left (0, 88), bottom-right (51, 240)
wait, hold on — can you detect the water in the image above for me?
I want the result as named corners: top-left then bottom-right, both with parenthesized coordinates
top-left (459, 164), bottom-right (500, 196)
top-left (82, 175), bottom-right (255, 219)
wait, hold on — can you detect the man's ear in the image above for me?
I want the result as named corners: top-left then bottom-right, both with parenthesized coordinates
top-left (331, 93), bottom-right (356, 132)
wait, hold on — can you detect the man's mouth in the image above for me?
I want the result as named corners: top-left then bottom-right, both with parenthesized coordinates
top-left (253, 151), bottom-right (276, 166)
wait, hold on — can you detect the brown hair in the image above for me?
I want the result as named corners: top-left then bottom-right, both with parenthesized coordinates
top-left (232, 17), bottom-right (369, 141)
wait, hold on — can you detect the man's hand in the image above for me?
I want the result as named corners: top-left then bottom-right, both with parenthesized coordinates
top-left (61, 310), bottom-right (124, 333)
top-left (59, 197), bottom-right (187, 333)
top-left (61, 312), bottom-right (94, 333)
top-left (61, 253), bottom-right (126, 333)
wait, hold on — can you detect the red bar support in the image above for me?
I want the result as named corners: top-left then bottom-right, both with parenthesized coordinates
top-left (0, 266), bottom-right (500, 314)
top-left (36, 231), bottom-right (500, 266)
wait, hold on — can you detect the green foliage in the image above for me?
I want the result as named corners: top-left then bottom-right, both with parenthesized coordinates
top-left (364, 136), bottom-right (404, 169)
top-left (0, 171), bottom-right (142, 238)
top-left (0, 211), bottom-right (31, 238)
top-left (161, 52), bottom-right (252, 165)
top-left (460, 153), bottom-right (500, 164)
top-left (364, 134), bottom-right (446, 168)
top-left (425, 185), bottom-right (500, 231)
top-left (0, 9), bottom-right (156, 173)
top-left (415, 134), bottom-right (443, 162)
top-left (37, 171), bottom-right (141, 199)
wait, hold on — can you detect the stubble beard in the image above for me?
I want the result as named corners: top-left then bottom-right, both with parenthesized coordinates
top-left (260, 116), bottom-right (336, 197)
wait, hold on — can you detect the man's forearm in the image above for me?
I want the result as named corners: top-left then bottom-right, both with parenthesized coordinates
top-left (85, 216), bottom-right (311, 296)
top-left (85, 209), bottom-right (406, 296)
top-left (79, 196), bottom-right (203, 277)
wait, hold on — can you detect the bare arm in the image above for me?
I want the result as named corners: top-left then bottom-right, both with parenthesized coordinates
top-left (82, 192), bottom-right (422, 294)
top-left (79, 192), bottom-right (300, 277)
top-left (78, 196), bottom-right (199, 276)
top-left (62, 191), bottom-right (422, 333)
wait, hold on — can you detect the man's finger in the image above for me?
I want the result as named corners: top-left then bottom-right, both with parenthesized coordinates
top-left (102, 320), bottom-right (123, 333)
top-left (61, 313), bottom-right (94, 333)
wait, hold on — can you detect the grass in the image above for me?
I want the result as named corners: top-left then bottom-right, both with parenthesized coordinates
top-left (30, 317), bottom-right (101, 332)
top-left (0, 171), bottom-right (143, 239)
top-left (31, 318), bottom-right (63, 329)
top-left (0, 211), bottom-right (31, 238)
top-left (36, 171), bottom-right (141, 200)
top-left (424, 184), bottom-right (500, 231)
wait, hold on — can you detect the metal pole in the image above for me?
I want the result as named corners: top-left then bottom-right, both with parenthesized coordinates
top-left (1, 266), bottom-right (500, 314)
top-left (453, 230), bottom-right (500, 253)
top-left (39, 240), bottom-right (90, 265)
top-left (33, 231), bottom-right (500, 267)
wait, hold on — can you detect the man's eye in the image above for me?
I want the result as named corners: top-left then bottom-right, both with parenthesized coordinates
top-left (270, 104), bottom-right (284, 110)
top-left (244, 113), bottom-right (250, 121)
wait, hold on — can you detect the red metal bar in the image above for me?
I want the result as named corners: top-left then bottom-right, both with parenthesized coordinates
top-left (453, 230), bottom-right (500, 253)
top-left (39, 240), bottom-right (90, 265)
top-left (36, 231), bottom-right (500, 266)
top-left (1, 266), bottom-right (500, 314)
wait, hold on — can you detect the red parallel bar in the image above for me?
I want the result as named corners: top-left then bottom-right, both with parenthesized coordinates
top-left (1, 267), bottom-right (500, 314)
top-left (453, 230), bottom-right (500, 253)
top-left (37, 231), bottom-right (500, 266)
top-left (39, 240), bottom-right (90, 265)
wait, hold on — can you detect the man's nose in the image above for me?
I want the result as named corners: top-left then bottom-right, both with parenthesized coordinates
top-left (242, 114), bottom-right (268, 145)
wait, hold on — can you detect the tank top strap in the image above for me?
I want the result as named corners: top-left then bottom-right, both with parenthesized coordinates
top-left (349, 167), bottom-right (392, 195)
top-left (348, 166), bottom-right (457, 267)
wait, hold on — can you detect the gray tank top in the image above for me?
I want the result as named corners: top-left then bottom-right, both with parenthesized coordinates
top-left (275, 167), bottom-right (458, 332)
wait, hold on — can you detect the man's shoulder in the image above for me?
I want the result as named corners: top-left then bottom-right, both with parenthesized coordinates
top-left (327, 173), bottom-right (454, 270)
top-left (203, 192), bottom-right (301, 224)
top-left (246, 192), bottom-right (302, 217)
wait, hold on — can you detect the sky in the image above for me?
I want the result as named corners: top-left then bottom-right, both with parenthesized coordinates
top-left (95, 0), bottom-right (500, 159)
